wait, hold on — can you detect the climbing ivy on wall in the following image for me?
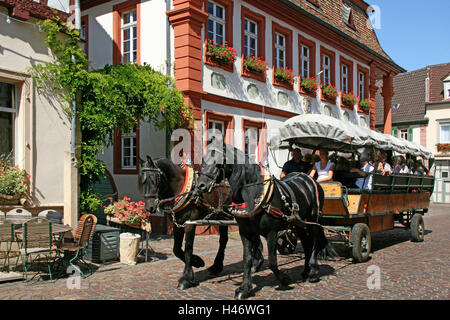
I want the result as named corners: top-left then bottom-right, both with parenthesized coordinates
top-left (32, 18), bottom-right (192, 213)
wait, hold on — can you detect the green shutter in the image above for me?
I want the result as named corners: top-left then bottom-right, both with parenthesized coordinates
top-left (408, 127), bottom-right (413, 141)
top-left (393, 127), bottom-right (398, 137)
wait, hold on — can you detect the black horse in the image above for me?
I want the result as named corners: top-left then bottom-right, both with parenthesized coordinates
top-left (137, 155), bottom-right (263, 290)
top-left (197, 144), bottom-right (335, 299)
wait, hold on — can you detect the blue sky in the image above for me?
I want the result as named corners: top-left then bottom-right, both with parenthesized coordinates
top-left (368, 0), bottom-right (450, 72)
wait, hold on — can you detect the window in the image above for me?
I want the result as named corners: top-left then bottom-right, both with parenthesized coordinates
top-left (121, 9), bottom-right (137, 63)
top-left (121, 126), bottom-right (137, 169)
top-left (244, 127), bottom-right (258, 163)
top-left (342, 64), bottom-right (348, 92)
top-left (320, 46), bottom-right (335, 86)
top-left (322, 55), bottom-right (331, 85)
top-left (298, 35), bottom-right (316, 82)
top-left (208, 1), bottom-right (226, 45)
top-left (207, 120), bottom-right (225, 143)
top-left (400, 129), bottom-right (408, 141)
top-left (242, 119), bottom-right (266, 162)
top-left (0, 82), bottom-right (15, 156)
top-left (244, 19), bottom-right (257, 58)
top-left (113, 0), bottom-right (140, 65)
top-left (204, 110), bottom-right (234, 149)
top-left (114, 122), bottom-right (140, 174)
top-left (301, 46), bottom-right (310, 79)
top-left (80, 15), bottom-right (88, 59)
top-left (274, 33), bottom-right (286, 68)
top-left (358, 72), bottom-right (365, 101)
top-left (440, 124), bottom-right (450, 143)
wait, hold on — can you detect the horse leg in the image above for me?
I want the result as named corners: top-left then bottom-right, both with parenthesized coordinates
top-left (251, 237), bottom-right (264, 273)
top-left (207, 226), bottom-right (228, 275)
top-left (296, 226), bottom-right (312, 282)
top-left (306, 225), bottom-right (324, 283)
top-left (172, 226), bottom-right (186, 262)
top-left (267, 230), bottom-right (291, 287)
top-left (178, 225), bottom-right (200, 290)
top-left (235, 233), bottom-right (255, 300)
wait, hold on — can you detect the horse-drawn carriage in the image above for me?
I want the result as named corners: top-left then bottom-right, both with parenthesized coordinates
top-left (269, 114), bottom-right (435, 262)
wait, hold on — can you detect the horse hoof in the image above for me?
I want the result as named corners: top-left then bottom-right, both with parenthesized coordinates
top-left (234, 290), bottom-right (251, 300)
top-left (207, 264), bottom-right (223, 275)
top-left (177, 280), bottom-right (199, 290)
top-left (191, 255), bottom-right (205, 268)
top-left (308, 275), bottom-right (320, 283)
top-left (279, 273), bottom-right (292, 286)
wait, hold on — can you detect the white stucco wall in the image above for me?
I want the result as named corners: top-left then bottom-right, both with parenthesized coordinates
top-left (0, 9), bottom-right (71, 207)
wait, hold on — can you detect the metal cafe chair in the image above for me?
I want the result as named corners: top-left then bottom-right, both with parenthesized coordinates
top-left (54, 214), bottom-right (97, 278)
top-left (17, 219), bottom-right (55, 282)
top-left (6, 208), bottom-right (32, 224)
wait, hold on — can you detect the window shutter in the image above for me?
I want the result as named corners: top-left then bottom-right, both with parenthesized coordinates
top-left (408, 127), bottom-right (413, 141)
top-left (393, 127), bottom-right (398, 137)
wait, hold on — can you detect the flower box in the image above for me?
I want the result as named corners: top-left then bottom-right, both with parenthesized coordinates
top-left (273, 67), bottom-right (295, 90)
top-left (299, 77), bottom-right (318, 98)
top-left (321, 83), bottom-right (338, 104)
top-left (104, 196), bottom-right (151, 232)
top-left (242, 55), bottom-right (268, 82)
top-left (341, 92), bottom-right (357, 110)
top-left (0, 159), bottom-right (29, 205)
top-left (436, 143), bottom-right (450, 153)
top-left (106, 215), bottom-right (152, 233)
top-left (205, 39), bottom-right (237, 73)
top-left (358, 99), bottom-right (371, 114)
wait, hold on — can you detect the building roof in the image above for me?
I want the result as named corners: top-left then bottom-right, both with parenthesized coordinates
top-left (375, 67), bottom-right (429, 126)
top-left (0, 0), bottom-right (69, 21)
top-left (429, 63), bottom-right (450, 103)
top-left (286, 0), bottom-right (392, 62)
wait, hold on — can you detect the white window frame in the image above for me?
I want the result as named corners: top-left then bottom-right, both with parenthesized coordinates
top-left (322, 55), bottom-right (330, 84)
top-left (301, 45), bottom-right (310, 79)
top-left (244, 126), bottom-right (259, 163)
top-left (274, 33), bottom-right (286, 69)
top-left (0, 81), bottom-right (16, 158)
top-left (208, 1), bottom-right (226, 45)
top-left (400, 129), bottom-right (408, 141)
top-left (121, 9), bottom-right (137, 64)
top-left (207, 120), bottom-right (225, 145)
top-left (358, 72), bottom-right (365, 101)
top-left (440, 123), bottom-right (450, 143)
top-left (342, 64), bottom-right (348, 92)
top-left (121, 126), bottom-right (137, 170)
top-left (244, 18), bottom-right (258, 58)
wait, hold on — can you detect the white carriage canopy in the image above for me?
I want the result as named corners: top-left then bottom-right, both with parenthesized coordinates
top-left (269, 114), bottom-right (434, 160)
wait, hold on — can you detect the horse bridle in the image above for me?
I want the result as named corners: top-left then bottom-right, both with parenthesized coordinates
top-left (197, 165), bottom-right (225, 194)
top-left (141, 167), bottom-right (164, 209)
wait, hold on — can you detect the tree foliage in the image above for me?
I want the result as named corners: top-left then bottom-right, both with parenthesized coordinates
top-left (32, 18), bottom-right (192, 213)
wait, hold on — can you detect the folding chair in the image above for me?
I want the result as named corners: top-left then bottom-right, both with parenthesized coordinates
top-left (18, 220), bottom-right (55, 282)
top-left (6, 208), bottom-right (32, 224)
top-left (54, 214), bottom-right (97, 278)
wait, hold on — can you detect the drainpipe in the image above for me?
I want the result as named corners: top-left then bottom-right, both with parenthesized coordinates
top-left (72, 0), bottom-right (81, 155)
top-left (164, 0), bottom-right (172, 234)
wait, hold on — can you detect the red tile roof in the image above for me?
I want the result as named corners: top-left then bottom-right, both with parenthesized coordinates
top-left (0, 0), bottom-right (69, 21)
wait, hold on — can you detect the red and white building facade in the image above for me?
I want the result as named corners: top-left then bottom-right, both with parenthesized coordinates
top-left (81, 0), bottom-right (405, 233)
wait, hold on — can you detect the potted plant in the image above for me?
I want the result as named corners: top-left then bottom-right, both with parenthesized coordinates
top-left (322, 83), bottom-right (338, 103)
top-left (206, 39), bottom-right (237, 67)
top-left (104, 196), bottom-right (151, 231)
top-left (243, 55), bottom-right (268, 74)
top-left (359, 98), bottom-right (371, 113)
top-left (274, 66), bottom-right (296, 87)
top-left (436, 143), bottom-right (450, 152)
top-left (341, 91), bottom-right (357, 108)
top-left (0, 157), bottom-right (29, 205)
top-left (300, 77), bottom-right (319, 95)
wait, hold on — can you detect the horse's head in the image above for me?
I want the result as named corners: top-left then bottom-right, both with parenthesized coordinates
top-left (196, 144), bottom-right (229, 194)
top-left (138, 155), bottom-right (164, 213)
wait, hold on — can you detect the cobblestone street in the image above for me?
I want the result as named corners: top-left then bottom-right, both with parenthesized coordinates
top-left (0, 204), bottom-right (448, 301)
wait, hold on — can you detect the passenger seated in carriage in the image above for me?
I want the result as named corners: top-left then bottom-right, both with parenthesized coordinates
top-left (394, 156), bottom-right (409, 174)
top-left (354, 152), bottom-right (374, 190)
top-left (280, 148), bottom-right (311, 178)
top-left (375, 150), bottom-right (392, 176)
top-left (309, 149), bottom-right (335, 182)
top-left (332, 156), bottom-right (364, 188)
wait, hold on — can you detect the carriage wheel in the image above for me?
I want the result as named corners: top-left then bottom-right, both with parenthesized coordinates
top-left (350, 223), bottom-right (371, 263)
top-left (277, 230), bottom-right (297, 255)
top-left (410, 213), bottom-right (425, 242)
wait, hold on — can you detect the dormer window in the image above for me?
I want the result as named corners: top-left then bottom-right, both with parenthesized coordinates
top-left (343, 4), bottom-right (356, 30)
